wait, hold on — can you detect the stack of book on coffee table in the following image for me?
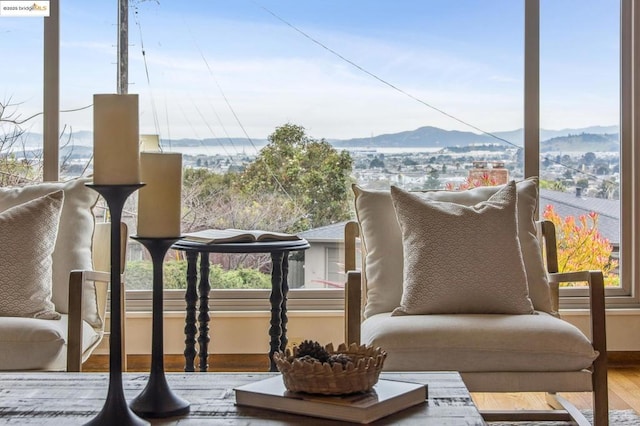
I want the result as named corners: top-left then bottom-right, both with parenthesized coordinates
top-left (234, 375), bottom-right (427, 424)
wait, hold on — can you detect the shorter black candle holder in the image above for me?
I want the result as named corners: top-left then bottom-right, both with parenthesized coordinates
top-left (129, 236), bottom-right (190, 418)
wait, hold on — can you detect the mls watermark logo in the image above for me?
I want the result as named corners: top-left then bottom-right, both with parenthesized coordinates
top-left (0, 1), bottom-right (50, 17)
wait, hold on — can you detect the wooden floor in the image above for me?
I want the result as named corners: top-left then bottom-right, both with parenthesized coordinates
top-left (84, 353), bottom-right (640, 414)
top-left (471, 367), bottom-right (640, 412)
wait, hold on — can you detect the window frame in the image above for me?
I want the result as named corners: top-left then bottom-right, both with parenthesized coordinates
top-left (39, 0), bottom-right (639, 311)
top-left (549, 0), bottom-right (640, 308)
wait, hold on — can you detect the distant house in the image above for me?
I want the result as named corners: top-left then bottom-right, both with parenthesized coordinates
top-left (297, 222), bottom-right (348, 289)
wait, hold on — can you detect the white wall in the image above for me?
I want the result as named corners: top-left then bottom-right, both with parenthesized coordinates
top-left (96, 309), bottom-right (640, 356)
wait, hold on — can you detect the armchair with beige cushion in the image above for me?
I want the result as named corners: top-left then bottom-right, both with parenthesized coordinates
top-left (0, 179), bottom-right (127, 372)
top-left (344, 178), bottom-right (608, 426)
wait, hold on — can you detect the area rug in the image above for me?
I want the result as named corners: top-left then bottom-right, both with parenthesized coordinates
top-left (487, 409), bottom-right (640, 425)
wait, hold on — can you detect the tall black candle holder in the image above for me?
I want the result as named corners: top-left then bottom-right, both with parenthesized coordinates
top-left (85, 184), bottom-right (148, 426)
top-left (129, 236), bottom-right (190, 418)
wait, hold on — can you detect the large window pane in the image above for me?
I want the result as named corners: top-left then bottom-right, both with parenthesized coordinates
top-left (539, 0), bottom-right (621, 291)
top-left (0, 17), bottom-right (43, 183)
top-left (115, 1), bottom-right (526, 291)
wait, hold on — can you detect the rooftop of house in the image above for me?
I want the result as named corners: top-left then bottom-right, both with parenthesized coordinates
top-left (539, 189), bottom-right (619, 245)
top-left (298, 221), bottom-right (348, 243)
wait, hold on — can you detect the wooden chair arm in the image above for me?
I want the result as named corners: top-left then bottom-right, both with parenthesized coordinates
top-left (344, 220), bottom-right (363, 346)
top-left (345, 270), bottom-right (362, 346)
top-left (67, 270), bottom-right (126, 372)
top-left (344, 221), bottom-right (359, 273)
top-left (548, 271), bottom-right (608, 362)
top-left (67, 270), bottom-right (107, 371)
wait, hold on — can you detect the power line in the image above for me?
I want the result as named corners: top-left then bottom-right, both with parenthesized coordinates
top-left (252, 0), bottom-right (615, 187)
top-left (133, 4), bottom-right (162, 141)
top-left (184, 21), bottom-right (297, 202)
top-left (251, 1), bottom-right (519, 150)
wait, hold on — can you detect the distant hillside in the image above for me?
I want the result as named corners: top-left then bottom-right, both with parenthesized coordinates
top-left (540, 133), bottom-right (619, 152)
top-left (492, 125), bottom-right (619, 145)
top-left (332, 126), bottom-right (495, 148)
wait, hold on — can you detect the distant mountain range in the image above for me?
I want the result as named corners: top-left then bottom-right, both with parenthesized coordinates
top-left (332, 125), bottom-right (620, 150)
top-left (19, 124), bottom-right (620, 153)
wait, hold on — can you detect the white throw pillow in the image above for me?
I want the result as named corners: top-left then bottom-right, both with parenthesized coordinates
top-left (0, 191), bottom-right (63, 319)
top-left (390, 182), bottom-right (534, 315)
top-left (353, 177), bottom-right (553, 318)
top-left (0, 179), bottom-right (100, 327)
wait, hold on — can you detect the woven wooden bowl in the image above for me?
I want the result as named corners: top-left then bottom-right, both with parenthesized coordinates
top-left (272, 342), bottom-right (387, 395)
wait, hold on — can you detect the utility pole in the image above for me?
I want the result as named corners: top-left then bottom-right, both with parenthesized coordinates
top-left (117, 0), bottom-right (128, 94)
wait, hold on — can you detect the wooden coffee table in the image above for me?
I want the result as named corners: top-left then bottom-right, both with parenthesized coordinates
top-left (0, 371), bottom-right (485, 425)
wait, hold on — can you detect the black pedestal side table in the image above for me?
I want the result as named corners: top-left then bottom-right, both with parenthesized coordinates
top-left (172, 237), bottom-right (310, 372)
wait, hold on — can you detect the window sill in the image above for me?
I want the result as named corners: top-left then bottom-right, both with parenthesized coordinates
top-left (122, 288), bottom-right (345, 312)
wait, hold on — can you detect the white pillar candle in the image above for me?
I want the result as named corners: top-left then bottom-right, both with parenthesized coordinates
top-left (140, 134), bottom-right (161, 152)
top-left (137, 152), bottom-right (182, 238)
top-left (93, 94), bottom-right (140, 184)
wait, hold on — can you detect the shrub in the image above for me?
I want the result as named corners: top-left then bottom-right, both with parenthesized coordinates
top-left (542, 205), bottom-right (618, 287)
top-left (125, 259), bottom-right (271, 290)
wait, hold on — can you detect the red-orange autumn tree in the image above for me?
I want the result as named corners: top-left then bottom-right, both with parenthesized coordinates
top-left (542, 205), bottom-right (618, 287)
top-left (444, 172), bottom-right (499, 191)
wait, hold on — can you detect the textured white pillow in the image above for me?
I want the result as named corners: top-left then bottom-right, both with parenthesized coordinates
top-left (390, 182), bottom-right (534, 315)
top-left (0, 191), bottom-right (64, 319)
top-left (0, 179), bottom-right (100, 327)
top-left (353, 177), bottom-right (552, 318)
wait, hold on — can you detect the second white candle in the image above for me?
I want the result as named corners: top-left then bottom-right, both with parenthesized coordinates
top-left (137, 152), bottom-right (183, 238)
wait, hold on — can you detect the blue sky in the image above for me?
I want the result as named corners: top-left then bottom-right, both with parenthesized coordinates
top-left (0, 0), bottom-right (620, 141)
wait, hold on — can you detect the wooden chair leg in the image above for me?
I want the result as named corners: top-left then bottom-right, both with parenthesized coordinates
top-left (591, 354), bottom-right (610, 426)
top-left (67, 271), bottom-right (84, 372)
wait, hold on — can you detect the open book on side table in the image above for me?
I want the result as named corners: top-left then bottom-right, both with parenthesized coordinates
top-left (183, 229), bottom-right (302, 244)
top-left (234, 375), bottom-right (427, 424)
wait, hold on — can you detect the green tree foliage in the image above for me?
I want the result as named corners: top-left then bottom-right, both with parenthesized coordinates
top-left (597, 179), bottom-right (618, 200)
top-left (582, 151), bottom-right (596, 166)
top-left (182, 167), bottom-right (306, 236)
top-left (369, 156), bottom-right (385, 168)
top-left (576, 178), bottom-right (589, 189)
top-left (239, 123), bottom-right (353, 229)
top-left (422, 169), bottom-right (440, 190)
top-left (539, 179), bottom-right (567, 192)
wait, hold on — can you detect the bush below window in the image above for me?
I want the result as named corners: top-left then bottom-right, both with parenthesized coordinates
top-left (125, 260), bottom-right (272, 290)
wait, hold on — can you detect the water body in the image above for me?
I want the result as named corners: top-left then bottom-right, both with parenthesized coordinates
top-left (161, 145), bottom-right (443, 156)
